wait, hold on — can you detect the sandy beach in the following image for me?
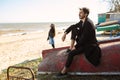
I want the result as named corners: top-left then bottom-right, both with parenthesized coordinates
top-left (0, 30), bottom-right (72, 72)
top-left (0, 29), bottom-right (116, 73)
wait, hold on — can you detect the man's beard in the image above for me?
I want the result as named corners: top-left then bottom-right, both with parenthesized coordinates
top-left (79, 15), bottom-right (85, 19)
top-left (80, 16), bottom-right (85, 19)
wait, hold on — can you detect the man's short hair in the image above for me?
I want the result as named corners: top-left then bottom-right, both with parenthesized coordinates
top-left (80, 7), bottom-right (89, 16)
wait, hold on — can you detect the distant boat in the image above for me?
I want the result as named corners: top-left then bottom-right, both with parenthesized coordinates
top-left (38, 38), bottom-right (120, 75)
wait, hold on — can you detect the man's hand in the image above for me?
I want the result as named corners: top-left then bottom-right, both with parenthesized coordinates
top-left (71, 46), bottom-right (75, 50)
top-left (69, 39), bottom-right (75, 50)
top-left (62, 33), bottom-right (67, 42)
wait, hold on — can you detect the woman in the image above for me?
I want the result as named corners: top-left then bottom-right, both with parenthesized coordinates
top-left (47, 24), bottom-right (55, 48)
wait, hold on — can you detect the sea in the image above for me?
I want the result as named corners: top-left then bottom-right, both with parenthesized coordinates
top-left (0, 22), bottom-right (76, 36)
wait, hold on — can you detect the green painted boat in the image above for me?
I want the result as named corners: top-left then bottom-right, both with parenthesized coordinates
top-left (97, 24), bottom-right (120, 31)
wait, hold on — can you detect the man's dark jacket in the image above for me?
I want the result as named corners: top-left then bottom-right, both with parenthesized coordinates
top-left (65, 18), bottom-right (101, 66)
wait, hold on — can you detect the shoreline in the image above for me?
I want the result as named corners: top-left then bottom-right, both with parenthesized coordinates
top-left (0, 30), bottom-right (45, 36)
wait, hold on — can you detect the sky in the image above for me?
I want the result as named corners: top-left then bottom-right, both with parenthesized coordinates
top-left (0, 0), bottom-right (110, 23)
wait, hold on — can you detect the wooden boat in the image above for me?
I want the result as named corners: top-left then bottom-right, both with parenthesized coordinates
top-left (38, 38), bottom-right (120, 75)
top-left (97, 20), bottom-right (120, 27)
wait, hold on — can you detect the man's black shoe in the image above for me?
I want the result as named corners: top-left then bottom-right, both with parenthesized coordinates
top-left (53, 72), bottom-right (68, 78)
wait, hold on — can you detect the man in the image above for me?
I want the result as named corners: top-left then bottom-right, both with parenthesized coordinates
top-left (54, 7), bottom-right (101, 78)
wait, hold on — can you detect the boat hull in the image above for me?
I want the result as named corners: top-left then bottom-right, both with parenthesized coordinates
top-left (38, 39), bottom-right (120, 73)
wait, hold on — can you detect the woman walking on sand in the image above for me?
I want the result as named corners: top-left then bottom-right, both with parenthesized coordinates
top-left (47, 24), bottom-right (55, 48)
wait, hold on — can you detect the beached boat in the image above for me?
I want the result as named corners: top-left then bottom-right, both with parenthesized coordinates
top-left (38, 38), bottom-right (120, 75)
